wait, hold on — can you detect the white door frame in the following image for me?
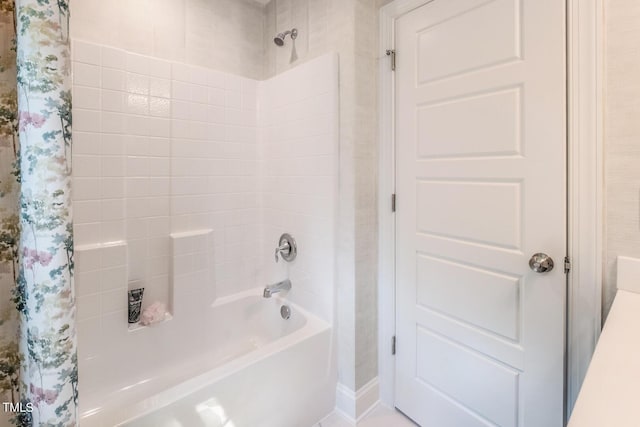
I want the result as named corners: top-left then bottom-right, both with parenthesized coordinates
top-left (377, 0), bottom-right (604, 417)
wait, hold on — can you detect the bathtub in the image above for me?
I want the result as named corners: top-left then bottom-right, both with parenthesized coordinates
top-left (80, 289), bottom-right (336, 427)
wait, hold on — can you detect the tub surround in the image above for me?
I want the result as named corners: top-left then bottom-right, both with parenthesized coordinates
top-left (72, 44), bottom-right (340, 425)
top-left (569, 256), bottom-right (640, 426)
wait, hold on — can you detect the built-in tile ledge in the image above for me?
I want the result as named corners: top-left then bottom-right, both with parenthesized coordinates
top-left (128, 312), bottom-right (173, 332)
top-left (169, 229), bottom-right (213, 239)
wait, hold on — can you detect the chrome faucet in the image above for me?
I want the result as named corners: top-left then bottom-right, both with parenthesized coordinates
top-left (263, 279), bottom-right (292, 298)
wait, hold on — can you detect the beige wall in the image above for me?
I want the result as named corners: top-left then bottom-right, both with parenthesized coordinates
top-left (71, 0), bottom-right (265, 80)
top-left (603, 0), bottom-right (640, 316)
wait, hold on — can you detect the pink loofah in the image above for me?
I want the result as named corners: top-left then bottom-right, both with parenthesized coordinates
top-left (140, 302), bottom-right (167, 326)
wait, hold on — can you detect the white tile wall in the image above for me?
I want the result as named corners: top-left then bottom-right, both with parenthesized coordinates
top-left (72, 40), bottom-right (339, 419)
top-left (72, 40), bottom-right (261, 317)
top-left (75, 242), bottom-right (127, 396)
top-left (170, 230), bottom-right (215, 317)
top-left (259, 54), bottom-right (339, 322)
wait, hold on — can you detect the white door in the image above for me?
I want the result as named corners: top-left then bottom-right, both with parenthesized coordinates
top-left (394, 0), bottom-right (566, 426)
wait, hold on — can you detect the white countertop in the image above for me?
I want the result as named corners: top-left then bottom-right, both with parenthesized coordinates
top-left (569, 288), bottom-right (640, 426)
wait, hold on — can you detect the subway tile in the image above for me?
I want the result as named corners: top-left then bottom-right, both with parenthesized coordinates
top-left (102, 68), bottom-right (125, 91)
top-left (101, 156), bottom-right (125, 177)
top-left (74, 132), bottom-right (101, 155)
top-left (77, 316), bottom-right (101, 359)
top-left (101, 112), bottom-right (125, 134)
top-left (126, 157), bottom-right (150, 177)
top-left (75, 247), bottom-right (102, 273)
top-left (171, 100), bottom-right (190, 120)
top-left (101, 89), bottom-right (125, 113)
top-left (126, 53), bottom-right (150, 75)
top-left (124, 136), bottom-right (150, 157)
top-left (74, 86), bottom-right (101, 110)
top-left (191, 84), bottom-right (208, 104)
top-left (76, 270), bottom-right (101, 297)
top-left (77, 294), bottom-right (100, 321)
top-left (74, 109), bottom-right (101, 132)
top-left (171, 80), bottom-right (191, 101)
top-left (73, 200), bottom-right (100, 224)
top-left (100, 221), bottom-right (125, 243)
top-left (148, 118), bottom-right (171, 137)
top-left (101, 243), bottom-right (127, 268)
top-left (149, 97), bottom-right (171, 118)
top-left (148, 58), bottom-right (171, 79)
top-left (149, 77), bottom-right (171, 99)
top-left (101, 134), bottom-right (125, 155)
top-left (125, 115), bottom-right (150, 136)
top-left (73, 40), bottom-right (101, 65)
top-left (101, 199), bottom-right (125, 221)
top-left (74, 62), bottom-right (101, 87)
top-left (101, 288), bottom-right (126, 315)
top-left (126, 73), bottom-right (150, 95)
top-left (73, 177), bottom-right (101, 201)
top-left (102, 46), bottom-right (126, 70)
top-left (74, 155), bottom-right (102, 178)
top-left (225, 90), bottom-right (242, 109)
top-left (147, 137), bottom-right (171, 157)
top-left (171, 62), bottom-right (193, 82)
top-left (100, 178), bottom-right (125, 199)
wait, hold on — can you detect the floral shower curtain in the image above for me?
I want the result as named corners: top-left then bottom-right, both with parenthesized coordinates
top-left (1, 0), bottom-right (77, 425)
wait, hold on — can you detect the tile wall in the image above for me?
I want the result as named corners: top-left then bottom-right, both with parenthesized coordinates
top-left (259, 54), bottom-right (339, 322)
top-left (72, 39), bottom-right (260, 317)
top-left (71, 40), bottom-right (338, 418)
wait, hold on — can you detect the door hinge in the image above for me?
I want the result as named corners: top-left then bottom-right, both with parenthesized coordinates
top-left (564, 256), bottom-right (572, 274)
top-left (392, 335), bottom-right (396, 355)
top-left (386, 49), bottom-right (396, 71)
top-left (391, 193), bottom-right (396, 212)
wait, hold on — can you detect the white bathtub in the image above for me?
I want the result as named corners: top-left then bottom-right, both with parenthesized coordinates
top-left (80, 289), bottom-right (336, 427)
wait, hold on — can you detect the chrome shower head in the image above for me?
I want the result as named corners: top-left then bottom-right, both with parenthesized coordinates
top-left (274, 28), bottom-right (298, 46)
top-left (274, 34), bottom-right (286, 46)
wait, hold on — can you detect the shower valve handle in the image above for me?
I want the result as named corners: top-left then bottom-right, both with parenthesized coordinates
top-left (275, 241), bottom-right (290, 262)
top-left (274, 233), bottom-right (297, 263)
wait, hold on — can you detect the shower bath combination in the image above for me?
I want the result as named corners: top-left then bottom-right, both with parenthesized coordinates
top-left (274, 28), bottom-right (299, 62)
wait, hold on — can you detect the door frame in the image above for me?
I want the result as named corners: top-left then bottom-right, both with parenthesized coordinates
top-left (377, 0), bottom-right (604, 418)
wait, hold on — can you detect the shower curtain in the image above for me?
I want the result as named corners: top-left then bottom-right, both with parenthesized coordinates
top-left (1, 0), bottom-right (78, 425)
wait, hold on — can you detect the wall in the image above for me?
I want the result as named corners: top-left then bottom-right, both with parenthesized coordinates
top-left (71, 40), bottom-right (261, 413)
top-left (259, 54), bottom-right (339, 322)
top-left (71, 40), bottom-right (260, 315)
top-left (264, 0), bottom-right (382, 392)
top-left (71, 0), bottom-right (265, 80)
top-left (72, 39), bottom-right (339, 422)
top-left (603, 0), bottom-right (640, 316)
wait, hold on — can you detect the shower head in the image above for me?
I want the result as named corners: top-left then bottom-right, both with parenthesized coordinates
top-left (274, 28), bottom-right (298, 46)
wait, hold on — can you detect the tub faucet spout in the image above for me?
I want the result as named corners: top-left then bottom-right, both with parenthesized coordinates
top-left (263, 279), bottom-right (291, 298)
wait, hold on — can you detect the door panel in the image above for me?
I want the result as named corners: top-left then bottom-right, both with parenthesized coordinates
top-left (394, 0), bottom-right (566, 425)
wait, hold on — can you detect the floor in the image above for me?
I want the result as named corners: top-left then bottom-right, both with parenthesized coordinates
top-left (318, 404), bottom-right (418, 427)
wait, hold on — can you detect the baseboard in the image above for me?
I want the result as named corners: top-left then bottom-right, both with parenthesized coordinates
top-left (334, 377), bottom-right (380, 423)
